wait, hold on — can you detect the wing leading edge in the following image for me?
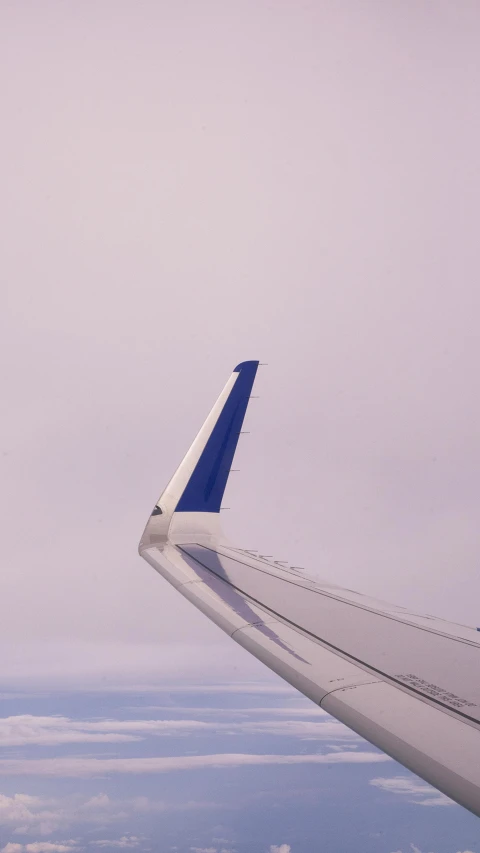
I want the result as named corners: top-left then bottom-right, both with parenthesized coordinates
top-left (138, 361), bottom-right (480, 817)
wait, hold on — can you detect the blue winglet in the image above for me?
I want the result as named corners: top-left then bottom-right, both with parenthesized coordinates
top-left (175, 361), bottom-right (259, 513)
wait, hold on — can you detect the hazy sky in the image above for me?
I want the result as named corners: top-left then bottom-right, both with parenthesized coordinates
top-left (3, 2), bottom-right (480, 850)
top-left (3, 0), bottom-right (480, 683)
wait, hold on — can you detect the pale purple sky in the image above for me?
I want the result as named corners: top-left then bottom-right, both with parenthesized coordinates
top-left (2, 0), bottom-right (480, 687)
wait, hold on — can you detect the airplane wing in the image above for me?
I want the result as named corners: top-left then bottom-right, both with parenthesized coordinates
top-left (138, 360), bottom-right (480, 817)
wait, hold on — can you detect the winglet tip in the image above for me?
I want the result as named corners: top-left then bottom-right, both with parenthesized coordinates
top-left (234, 360), bottom-right (260, 373)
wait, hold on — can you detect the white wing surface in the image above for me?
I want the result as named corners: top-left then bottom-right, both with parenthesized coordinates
top-left (138, 361), bottom-right (480, 817)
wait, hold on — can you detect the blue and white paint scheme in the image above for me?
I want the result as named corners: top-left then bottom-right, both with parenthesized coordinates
top-left (140, 361), bottom-right (258, 546)
top-left (139, 361), bottom-right (480, 818)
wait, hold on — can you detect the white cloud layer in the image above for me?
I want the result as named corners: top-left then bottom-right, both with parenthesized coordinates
top-left (0, 717), bottom-right (140, 747)
top-left (370, 776), bottom-right (454, 807)
top-left (0, 714), bottom-right (355, 747)
top-left (269, 846), bottom-right (291, 853)
top-left (190, 848), bottom-right (217, 853)
top-left (0, 751), bottom-right (390, 778)
top-left (0, 792), bottom-right (216, 836)
top-left (90, 838), bottom-right (141, 849)
top-left (0, 845), bottom-right (77, 853)
top-left (0, 795), bottom-right (69, 837)
top-left (190, 848), bottom-right (233, 853)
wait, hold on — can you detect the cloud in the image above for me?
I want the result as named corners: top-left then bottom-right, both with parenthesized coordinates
top-left (90, 838), bottom-right (141, 849)
top-left (25, 846), bottom-right (76, 853)
top-left (190, 848), bottom-right (217, 853)
top-left (189, 848), bottom-right (233, 853)
top-left (0, 713), bottom-right (351, 747)
top-left (232, 720), bottom-right (355, 739)
top-left (0, 845), bottom-right (77, 853)
top-left (0, 716), bottom-right (141, 747)
top-left (0, 792), bottom-right (215, 836)
top-left (269, 846), bottom-right (291, 853)
top-left (0, 794), bottom-right (67, 837)
top-left (0, 751), bottom-right (390, 777)
top-left (370, 776), bottom-right (454, 807)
